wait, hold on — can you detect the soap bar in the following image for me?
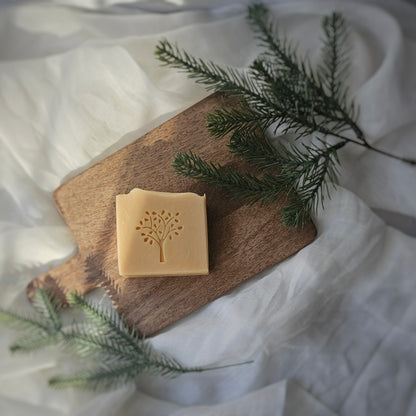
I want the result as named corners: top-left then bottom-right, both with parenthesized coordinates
top-left (116, 188), bottom-right (209, 277)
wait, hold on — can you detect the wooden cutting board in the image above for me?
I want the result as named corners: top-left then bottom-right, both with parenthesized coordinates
top-left (27, 94), bottom-right (316, 335)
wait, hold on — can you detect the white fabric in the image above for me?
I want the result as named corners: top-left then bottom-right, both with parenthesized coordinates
top-left (1, 0), bottom-right (416, 415)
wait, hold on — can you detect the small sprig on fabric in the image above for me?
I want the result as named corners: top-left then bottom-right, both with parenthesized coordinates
top-left (156, 3), bottom-right (415, 228)
top-left (0, 289), bottom-right (252, 391)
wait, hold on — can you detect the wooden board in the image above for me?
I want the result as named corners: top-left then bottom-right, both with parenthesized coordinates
top-left (27, 94), bottom-right (316, 335)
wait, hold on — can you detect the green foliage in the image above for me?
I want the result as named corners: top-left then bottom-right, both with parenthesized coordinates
top-left (49, 363), bottom-right (140, 391)
top-left (0, 290), bottom-right (61, 353)
top-left (33, 288), bottom-right (62, 331)
top-left (156, 3), bottom-right (415, 228)
top-left (0, 289), bottom-right (251, 391)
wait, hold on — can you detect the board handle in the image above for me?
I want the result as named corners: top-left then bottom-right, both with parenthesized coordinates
top-left (27, 254), bottom-right (97, 305)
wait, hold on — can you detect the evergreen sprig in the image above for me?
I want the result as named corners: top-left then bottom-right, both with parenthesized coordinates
top-left (0, 290), bottom-right (61, 353)
top-left (156, 3), bottom-right (415, 228)
top-left (0, 289), bottom-right (251, 391)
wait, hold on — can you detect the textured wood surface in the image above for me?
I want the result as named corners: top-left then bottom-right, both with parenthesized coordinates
top-left (27, 94), bottom-right (316, 335)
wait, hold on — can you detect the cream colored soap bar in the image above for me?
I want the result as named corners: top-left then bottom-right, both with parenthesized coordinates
top-left (116, 188), bottom-right (209, 277)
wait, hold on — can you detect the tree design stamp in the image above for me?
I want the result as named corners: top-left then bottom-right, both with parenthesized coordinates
top-left (136, 210), bottom-right (183, 262)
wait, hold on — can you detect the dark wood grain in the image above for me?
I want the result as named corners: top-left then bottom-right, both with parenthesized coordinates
top-left (27, 94), bottom-right (316, 335)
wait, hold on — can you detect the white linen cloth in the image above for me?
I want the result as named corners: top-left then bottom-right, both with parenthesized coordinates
top-left (1, 0), bottom-right (416, 415)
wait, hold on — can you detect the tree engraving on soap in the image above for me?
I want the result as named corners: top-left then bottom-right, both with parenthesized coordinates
top-left (136, 210), bottom-right (183, 263)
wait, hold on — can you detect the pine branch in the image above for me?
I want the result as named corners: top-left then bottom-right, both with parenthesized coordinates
top-left (247, 4), bottom-right (302, 74)
top-left (49, 354), bottom-right (250, 391)
top-left (67, 292), bottom-right (139, 353)
top-left (320, 12), bottom-right (350, 100)
top-left (174, 135), bottom-right (344, 227)
top-left (207, 103), bottom-right (279, 138)
top-left (10, 333), bottom-right (60, 353)
top-left (64, 293), bottom-right (221, 380)
top-left (0, 292), bottom-right (62, 353)
top-left (61, 323), bottom-right (135, 361)
top-left (250, 60), bottom-right (323, 138)
top-left (247, 4), bottom-right (329, 116)
top-left (65, 293), bottom-right (193, 376)
top-left (226, 130), bottom-right (342, 179)
top-left (248, 37), bottom-right (362, 141)
top-left (319, 12), bottom-right (364, 142)
top-left (0, 308), bottom-right (48, 333)
top-left (227, 130), bottom-right (281, 169)
top-left (173, 151), bottom-right (293, 205)
top-left (279, 143), bottom-right (341, 227)
top-left (49, 362), bottom-right (140, 391)
top-left (0, 289), bottom-right (252, 391)
top-left (156, 7), bottom-right (365, 146)
top-left (32, 288), bottom-right (62, 331)
top-left (156, 7), bottom-right (364, 142)
top-left (155, 39), bottom-right (284, 126)
top-left (157, 3), bottom-right (415, 227)
top-left (155, 39), bottom-right (259, 98)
